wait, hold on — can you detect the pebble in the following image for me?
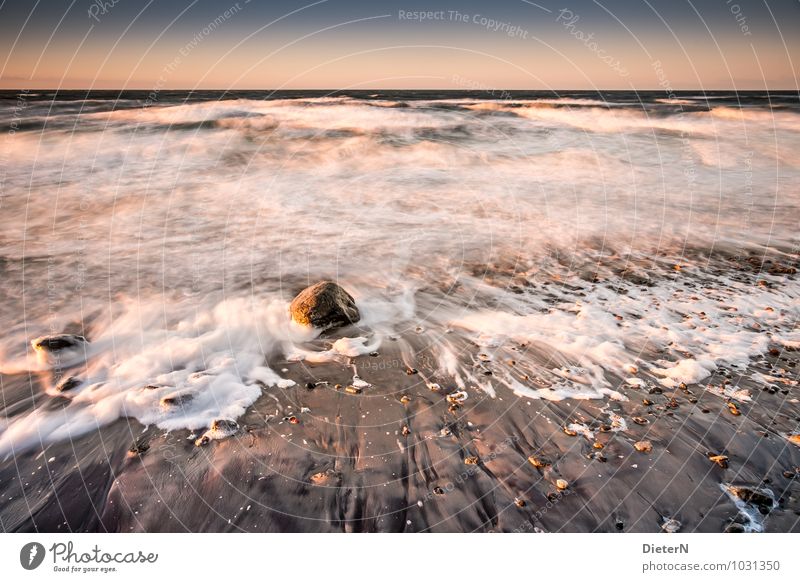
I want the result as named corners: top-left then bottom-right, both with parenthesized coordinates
top-left (661, 518), bottom-right (681, 533)
top-left (707, 453), bottom-right (729, 468)
top-left (556, 479), bottom-right (569, 490)
top-left (345, 385), bottom-right (362, 394)
top-left (528, 456), bottom-right (550, 469)
top-left (446, 390), bottom-right (469, 404)
top-left (634, 440), bottom-right (653, 453)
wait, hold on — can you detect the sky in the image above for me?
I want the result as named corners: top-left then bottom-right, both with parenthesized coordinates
top-left (0, 0), bottom-right (797, 90)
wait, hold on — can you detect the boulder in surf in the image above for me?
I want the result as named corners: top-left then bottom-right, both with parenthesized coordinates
top-left (289, 281), bottom-right (360, 329)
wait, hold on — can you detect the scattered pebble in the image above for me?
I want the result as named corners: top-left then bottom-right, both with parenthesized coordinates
top-left (661, 518), bottom-right (681, 533)
top-left (707, 453), bottom-right (729, 468)
top-left (528, 456), bottom-right (550, 469)
top-left (446, 390), bottom-right (468, 404)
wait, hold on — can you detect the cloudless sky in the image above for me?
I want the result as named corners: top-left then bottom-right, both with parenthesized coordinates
top-left (0, 0), bottom-right (797, 89)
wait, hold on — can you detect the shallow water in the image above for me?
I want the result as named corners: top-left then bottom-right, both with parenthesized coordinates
top-left (0, 90), bottom-right (798, 463)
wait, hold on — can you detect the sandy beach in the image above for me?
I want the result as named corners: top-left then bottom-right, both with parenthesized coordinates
top-left (2, 254), bottom-right (798, 533)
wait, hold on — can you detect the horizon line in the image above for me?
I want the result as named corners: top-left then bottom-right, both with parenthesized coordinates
top-left (1, 87), bottom-right (798, 93)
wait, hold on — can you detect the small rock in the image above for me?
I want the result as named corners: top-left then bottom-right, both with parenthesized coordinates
top-left (556, 478), bottom-right (569, 490)
top-left (345, 385), bottom-right (362, 394)
top-left (31, 334), bottom-right (87, 353)
top-left (399, 395), bottom-right (411, 404)
top-left (55, 376), bottom-right (82, 392)
top-left (126, 441), bottom-right (150, 458)
top-left (707, 453), bottom-right (729, 468)
top-left (726, 485), bottom-right (775, 512)
top-left (160, 392), bottom-right (194, 408)
top-left (195, 419), bottom-right (239, 446)
top-left (310, 469), bottom-right (338, 485)
top-left (528, 456), bottom-right (550, 469)
top-left (446, 390), bottom-right (468, 404)
top-left (634, 440), bottom-right (653, 453)
top-left (661, 518), bottom-right (681, 533)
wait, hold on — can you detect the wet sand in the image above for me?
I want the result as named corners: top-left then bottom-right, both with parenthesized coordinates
top-left (1, 322), bottom-right (798, 533)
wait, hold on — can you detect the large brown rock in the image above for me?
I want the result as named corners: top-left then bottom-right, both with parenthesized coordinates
top-left (289, 281), bottom-right (360, 329)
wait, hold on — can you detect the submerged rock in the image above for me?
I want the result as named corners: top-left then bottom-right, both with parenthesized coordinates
top-left (55, 376), bottom-right (82, 393)
top-left (160, 392), bottom-right (195, 409)
top-left (289, 281), bottom-right (360, 329)
top-left (31, 334), bottom-right (88, 366)
top-left (32, 334), bottom-right (87, 352)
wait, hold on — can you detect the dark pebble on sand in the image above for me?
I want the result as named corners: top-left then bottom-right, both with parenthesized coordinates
top-left (55, 376), bottom-right (82, 392)
top-left (127, 441), bottom-right (150, 457)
